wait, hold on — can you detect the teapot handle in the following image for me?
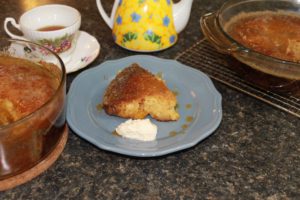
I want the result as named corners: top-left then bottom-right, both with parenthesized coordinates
top-left (96, 0), bottom-right (119, 29)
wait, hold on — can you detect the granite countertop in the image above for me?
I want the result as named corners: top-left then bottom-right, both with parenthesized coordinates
top-left (1, 0), bottom-right (299, 199)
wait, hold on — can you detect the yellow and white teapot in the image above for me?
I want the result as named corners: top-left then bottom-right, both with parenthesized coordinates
top-left (96, 0), bottom-right (193, 52)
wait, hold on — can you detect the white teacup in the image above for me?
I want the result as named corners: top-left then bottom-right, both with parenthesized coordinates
top-left (4, 4), bottom-right (81, 63)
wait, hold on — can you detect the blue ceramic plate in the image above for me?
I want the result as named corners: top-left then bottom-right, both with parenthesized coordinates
top-left (67, 55), bottom-right (222, 157)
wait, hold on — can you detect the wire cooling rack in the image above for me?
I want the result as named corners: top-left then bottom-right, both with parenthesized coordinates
top-left (175, 39), bottom-right (300, 118)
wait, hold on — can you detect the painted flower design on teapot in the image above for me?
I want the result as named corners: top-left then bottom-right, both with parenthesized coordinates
top-left (97, 0), bottom-right (193, 52)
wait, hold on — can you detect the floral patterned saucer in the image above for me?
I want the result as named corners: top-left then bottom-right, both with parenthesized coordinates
top-left (65, 31), bottom-right (100, 73)
top-left (7, 31), bottom-right (100, 74)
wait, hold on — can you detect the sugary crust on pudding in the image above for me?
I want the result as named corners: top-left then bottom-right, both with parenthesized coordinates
top-left (103, 63), bottom-right (180, 121)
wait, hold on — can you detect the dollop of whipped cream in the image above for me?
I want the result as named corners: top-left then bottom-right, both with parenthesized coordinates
top-left (115, 119), bottom-right (157, 141)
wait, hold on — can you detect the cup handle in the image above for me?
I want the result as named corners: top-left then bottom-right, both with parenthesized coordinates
top-left (200, 12), bottom-right (238, 54)
top-left (96, 0), bottom-right (118, 29)
top-left (4, 17), bottom-right (26, 40)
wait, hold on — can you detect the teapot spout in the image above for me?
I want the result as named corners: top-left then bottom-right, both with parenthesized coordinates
top-left (173, 0), bottom-right (194, 33)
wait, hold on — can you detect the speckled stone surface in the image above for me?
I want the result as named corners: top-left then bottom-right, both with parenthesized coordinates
top-left (0, 0), bottom-right (299, 199)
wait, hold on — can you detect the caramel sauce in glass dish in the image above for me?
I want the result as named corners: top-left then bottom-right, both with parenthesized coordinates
top-left (224, 11), bottom-right (300, 95)
top-left (225, 11), bottom-right (300, 63)
top-left (0, 39), bottom-right (66, 180)
top-left (201, 0), bottom-right (300, 95)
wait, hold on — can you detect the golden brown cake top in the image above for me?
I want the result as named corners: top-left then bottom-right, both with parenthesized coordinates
top-left (225, 11), bottom-right (300, 62)
top-left (103, 63), bottom-right (174, 104)
top-left (0, 55), bottom-right (59, 125)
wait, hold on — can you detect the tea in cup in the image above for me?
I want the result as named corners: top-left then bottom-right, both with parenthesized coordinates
top-left (4, 4), bottom-right (81, 63)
